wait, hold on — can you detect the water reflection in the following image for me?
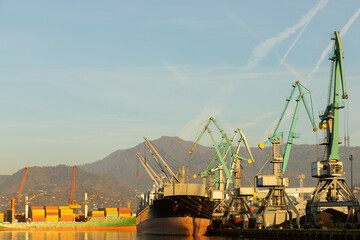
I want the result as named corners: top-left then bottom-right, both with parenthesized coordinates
top-left (0, 231), bottom-right (137, 240)
top-left (0, 232), bottom-right (245, 240)
top-left (137, 234), bottom-right (243, 240)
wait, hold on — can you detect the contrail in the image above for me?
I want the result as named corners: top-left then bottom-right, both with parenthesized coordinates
top-left (280, 20), bottom-right (309, 66)
top-left (225, 8), bottom-right (258, 39)
top-left (341, 7), bottom-right (360, 35)
top-left (246, 0), bottom-right (328, 68)
top-left (308, 7), bottom-right (360, 82)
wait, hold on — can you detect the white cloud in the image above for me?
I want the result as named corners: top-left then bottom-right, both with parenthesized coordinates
top-left (162, 62), bottom-right (200, 91)
top-left (280, 20), bottom-right (309, 66)
top-left (341, 8), bottom-right (360, 36)
top-left (307, 7), bottom-right (360, 82)
top-left (246, 0), bottom-right (328, 68)
top-left (177, 106), bottom-right (223, 142)
top-left (242, 110), bottom-right (278, 130)
top-left (225, 9), bottom-right (258, 39)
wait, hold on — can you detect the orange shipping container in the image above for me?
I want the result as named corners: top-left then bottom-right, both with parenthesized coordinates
top-left (118, 208), bottom-right (131, 214)
top-left (45, 206), bottom-right (58, 210)
top-left (46, 212), bottom-right (58, 216)
top-left (31, 209), bottom-right (45, 216)
top-left (30, 206), bottom-right (44, 210)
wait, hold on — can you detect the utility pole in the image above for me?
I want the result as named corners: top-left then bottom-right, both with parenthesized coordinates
top-left (84, 192), bottom-right (88, 219)
top-left (297, 174), bottom-right (305, 201)
top-left (350, 155), bottom-right (354, 191)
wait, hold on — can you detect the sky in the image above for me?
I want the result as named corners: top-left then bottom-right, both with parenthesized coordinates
top-left (0, 1), bottom-right (360, 174)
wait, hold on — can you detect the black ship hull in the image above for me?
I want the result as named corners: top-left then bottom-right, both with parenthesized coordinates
top-left (136, 195), bottom-right (214, 235)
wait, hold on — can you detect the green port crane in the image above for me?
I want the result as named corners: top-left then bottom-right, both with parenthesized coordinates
top-left (190, 117), bottom-right (254, 191)
top-left (306, 31), bottom-right (360, 225)
top-left (256, 81), bottom-right (317, 228)
top-left (259, 80), bottom-right (318, 174)
top-left (189, 117), bottom-right (255, 223)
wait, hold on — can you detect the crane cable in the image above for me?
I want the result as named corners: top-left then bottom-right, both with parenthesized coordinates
top-left (345, 99), bottom-right (350, 146)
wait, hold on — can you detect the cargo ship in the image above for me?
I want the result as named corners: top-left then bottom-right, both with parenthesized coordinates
top-left (135, 163), bottom-right (215, 236)
top-left (135, 138), bottom-right (215, 236)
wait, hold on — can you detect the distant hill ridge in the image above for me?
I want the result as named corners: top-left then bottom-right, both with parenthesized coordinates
top-left (0, 165), bottom-right (136, 211)
top-left (0, 136), bottom-right (359, 210)
top-left (82, 136), bottom-right (360, 190)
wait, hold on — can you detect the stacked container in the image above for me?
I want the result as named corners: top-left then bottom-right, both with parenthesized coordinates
top-left (59, 206), bottom-right (74, 222)
top-left (45, 206), bottom-right (59, 222)
top-left (118, 208), bottom-right (132, 218)
top-left (103, 208), bottom-right (118, 218)
top-left (88, 210), bottom-right (105, 218)
top-left (5, 210), bottom-right (13, 223)
top-left (31, 206), bottom-right (45, 222)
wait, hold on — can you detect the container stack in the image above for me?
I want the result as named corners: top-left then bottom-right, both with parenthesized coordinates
top-left (5, 209), bottom-right (13, 223)
top-left (118, 208), bottom-right (132, 218)
top-left (31, 206), bottom-right (45, 222)
top-left (104, 208), bottom-right (118, 218)
top-left (88, 210), bottom-right (105, 218)
top-left (59, 206), bottom-right (74, 222)
top-left (45, 206), bottom-right (59, 222)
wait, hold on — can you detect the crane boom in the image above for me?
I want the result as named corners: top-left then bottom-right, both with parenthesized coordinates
top-left (237, 128), bottom-right (254, 162)
top-left (226, 128), bottom-right (255, 189)
top-left (282, 95), bottom-right (301, 172)
top-left (259, 81), bottom-right (317, 173)
top-left (207, 128), bottom-right (233, 184)
top-left (143, 137), bottom-right (179, 183)
top-left (135, 151), bottom-right (161, 188)
top-left (191, 117), bottom-right (254, 190)
top-left (144, 141), bottom-right (171, 182)
top-left (189, 118), bottom-right (212, 155)
top-left (15, 166), bottom-right (28, 212)
top-left (68, 165), bottom-right (81, 208)
top-left (320, 31), bottom-right (348, 161)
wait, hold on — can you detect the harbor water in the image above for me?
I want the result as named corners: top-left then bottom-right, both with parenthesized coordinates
top-left (0, 231), bottom-right (254, 240)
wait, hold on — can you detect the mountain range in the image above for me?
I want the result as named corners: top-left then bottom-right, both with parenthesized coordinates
top-left (0, 136), bottom-right (359, 212)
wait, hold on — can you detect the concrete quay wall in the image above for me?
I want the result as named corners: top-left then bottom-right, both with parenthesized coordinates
top-left (209, 228), bottom-right (360, 240)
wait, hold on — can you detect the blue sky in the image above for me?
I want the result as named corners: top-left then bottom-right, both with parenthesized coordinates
top-left (0, 0), bottom-right (360, 174)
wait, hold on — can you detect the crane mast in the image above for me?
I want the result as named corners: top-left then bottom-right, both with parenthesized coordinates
top-left (69, 165), bottom-right (76, 205)
top-left (68, 165), bottom-right (81, 209)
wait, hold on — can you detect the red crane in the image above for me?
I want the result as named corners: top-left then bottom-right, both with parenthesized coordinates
top-left (14, 166), bottom-right (28, 212)
top-left (69, 165), bottom-right (81, 208)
